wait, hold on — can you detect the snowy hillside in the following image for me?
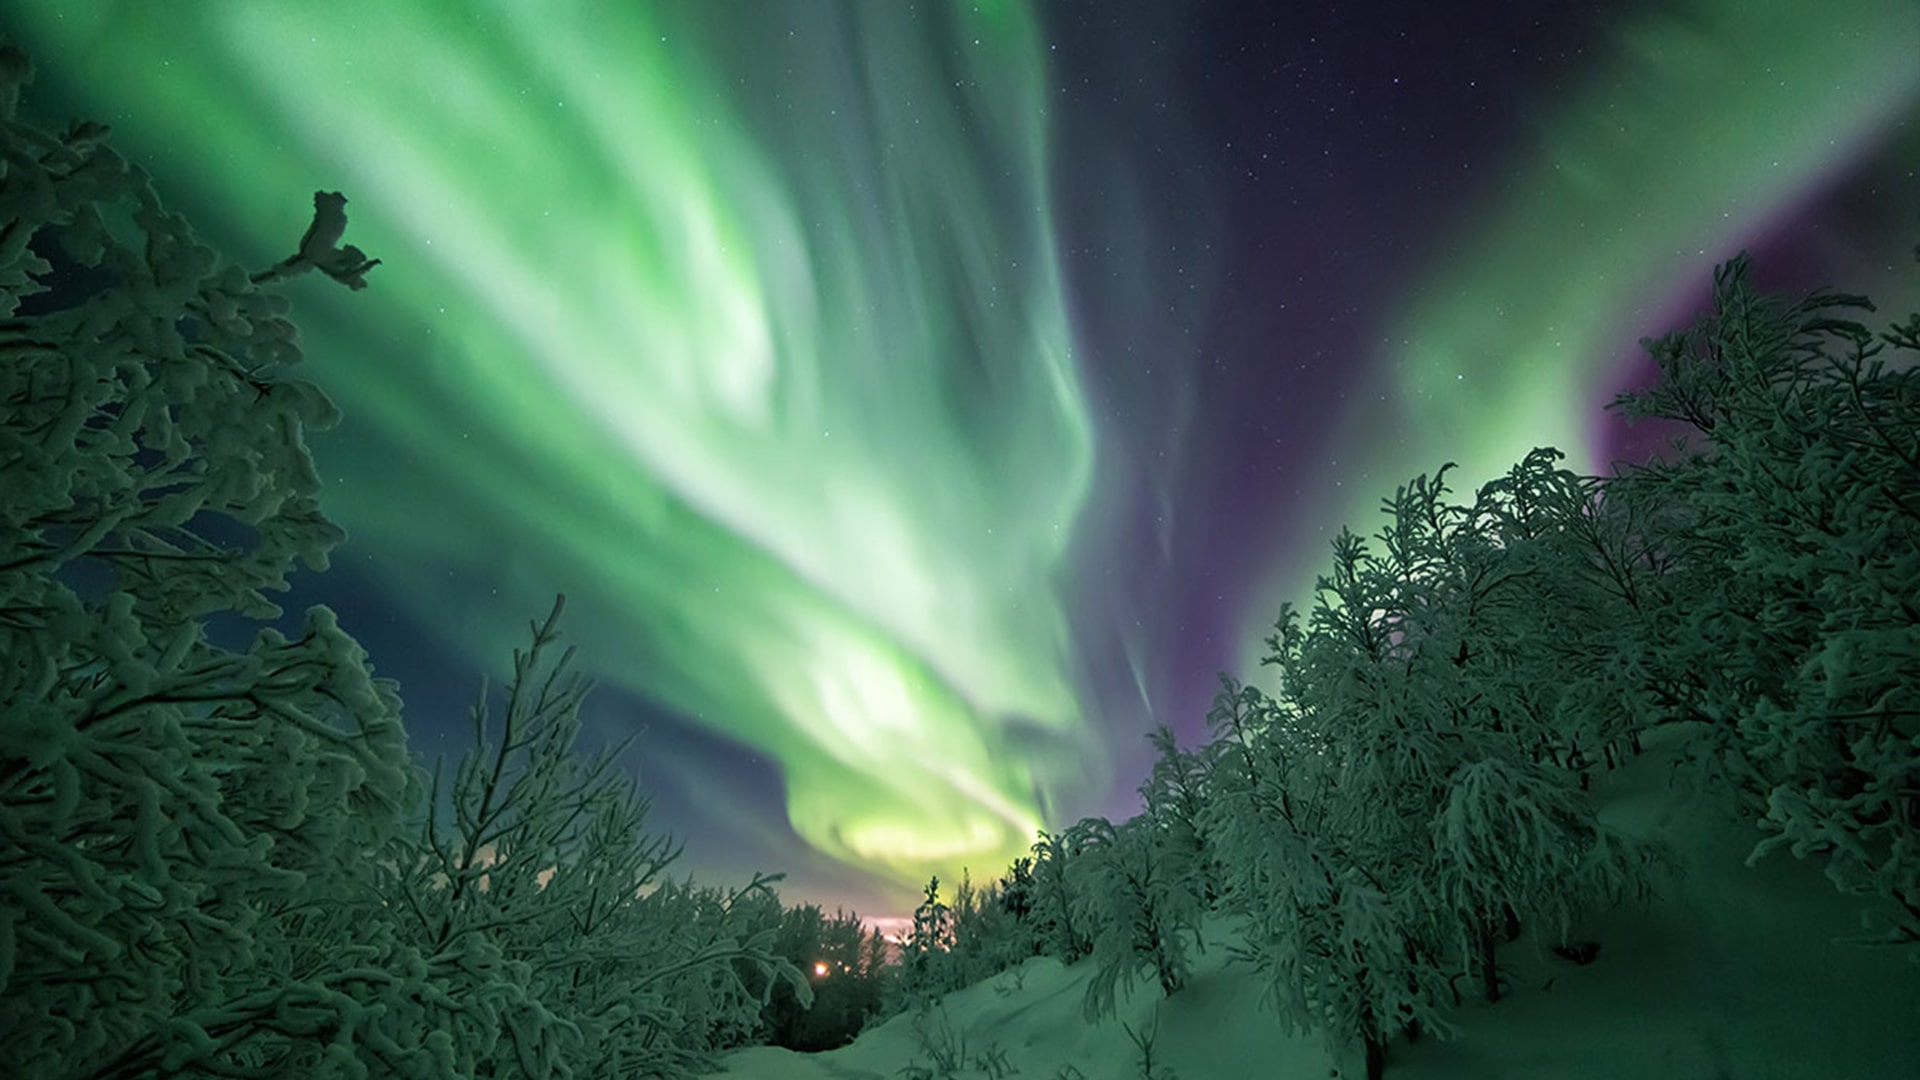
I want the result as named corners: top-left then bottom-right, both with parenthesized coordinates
top-left (703, 734), bottom-right (1920, 1080)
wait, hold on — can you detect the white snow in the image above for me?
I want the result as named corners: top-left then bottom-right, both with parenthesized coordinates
top-left (702, 732), bottom-right (1920, 1079)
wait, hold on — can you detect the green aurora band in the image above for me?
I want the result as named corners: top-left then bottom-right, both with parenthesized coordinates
top-left (19, 0), bottom-right (1919, 906)
top-left (15, 1), bottom-right (1097, 900)
top-left (1239, 0), bottom-right (1920, 670)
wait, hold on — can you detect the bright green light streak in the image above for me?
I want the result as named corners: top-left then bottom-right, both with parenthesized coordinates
top-left (17, 0), bottom-right (1096, 898)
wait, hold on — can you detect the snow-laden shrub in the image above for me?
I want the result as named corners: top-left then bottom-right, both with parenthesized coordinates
top-left (1067, 813), bottom-right (1204, 1020)
top-left (372, 598), bottom-right (813, 1077)
top-left (1199, 675), bottom-right (1452, 1080)
top-left (1202, 457), bottom-right (1663, 1075)
top-left (1026, 828), bottom-right (1091, 963)
top-left (1140, 725), bottom-right (1218, 906)
top-left (1424, 753), bottom-right (1652, 1002)
top-left (1614, 253), bottom-right (1920, 944)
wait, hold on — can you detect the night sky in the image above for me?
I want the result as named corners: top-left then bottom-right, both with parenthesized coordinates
top-left (9, 0), bottom-right (1917, 918)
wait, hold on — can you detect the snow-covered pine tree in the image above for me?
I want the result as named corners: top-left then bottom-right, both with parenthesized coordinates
top-left (886, 875), bottom-right (956, 1010)
top-left (943, 868), bottom-right (1034, 987)
top-left (995, 854), bottom-right (1041, 957)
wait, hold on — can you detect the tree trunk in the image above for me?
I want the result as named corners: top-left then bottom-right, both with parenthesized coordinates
top-left (1156, 936), bottom-right (1183, 998)
top-left (1365, 1034), bottom-right (1387, 1080)
top-left (1479, 924), bottom-right (1501, 1004)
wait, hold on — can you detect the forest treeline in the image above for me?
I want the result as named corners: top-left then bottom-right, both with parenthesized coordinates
top-left (885, 248), bottom-right (1920, 1077)
top-left (882, 253), bottom-right (1920, 1077)
top-left (3, 45), bottom-right (1916, 1080)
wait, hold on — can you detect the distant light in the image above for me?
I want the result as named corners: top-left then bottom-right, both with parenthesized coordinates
top-left (813, 961), bottom-right (829, 977)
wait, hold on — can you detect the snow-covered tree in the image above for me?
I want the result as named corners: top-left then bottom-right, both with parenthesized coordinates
top-left (1473, 447), bottom-right (1673, 779)
top-left (1425, 753), bottom-right (1651, 1003)
top-left (1202, 458), bottom-right (1662, 1074)
top-left (881, 869), bottom-right (1040, 1012)
top-left (754, 901), bottom-right (885, 1050)
top-left (996, 854), bottom-right (1039, 946)
top-left (942, 869), bottom-right (1036, 989)
top-left (1362, 462), bottom-right (1661, 1001)
top-left (1029, 827), bottom-right (1091, 961)
top-left (0, 54), bottom-right (814, 1077)
top-left (886, 875), bottom-right (957, 1011)
top-left (1198, 674), bottom-right (1450, 1080)
top-left (1067, 813), bottom-right (1204, 1020)
top-left (909, 875), bottom-right (954, 958)
top-left (376, 597), bottom-right (812, 1076)
top-left (1613, 253), bottom-right (1920, 944)
top-left (0, 49), bottom-right (420, 1079)
top-left (1140, 724), bottom-right (1218, 905)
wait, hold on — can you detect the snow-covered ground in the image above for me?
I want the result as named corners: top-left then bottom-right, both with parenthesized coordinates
top-left (703, 735), bottom-right (1920, 1079)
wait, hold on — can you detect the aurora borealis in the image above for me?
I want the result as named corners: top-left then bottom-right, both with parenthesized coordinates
top-left (8, 0), bottom-right (1915, 916)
